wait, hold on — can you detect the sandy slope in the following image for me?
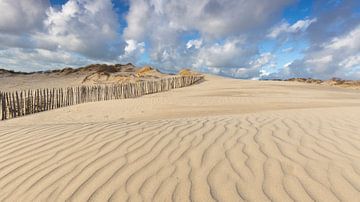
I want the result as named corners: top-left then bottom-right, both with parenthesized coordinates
top-left (0, 72), bottom-right (90, 92)
top-left (1, 75), bottom-right (360, 201)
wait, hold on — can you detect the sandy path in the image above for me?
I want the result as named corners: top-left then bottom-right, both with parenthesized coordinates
top-left (0, 75), bottom-right (360, 201)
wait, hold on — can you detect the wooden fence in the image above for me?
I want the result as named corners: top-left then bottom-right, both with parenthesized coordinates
top-left (0, 75), bottom-right (204, 120)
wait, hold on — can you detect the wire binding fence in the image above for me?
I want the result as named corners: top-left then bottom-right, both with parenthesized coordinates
top-left (0, 75), bottom-right (204, 120)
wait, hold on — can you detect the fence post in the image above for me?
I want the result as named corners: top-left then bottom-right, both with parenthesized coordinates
top-left (0, 92), bottom-right (4, 120)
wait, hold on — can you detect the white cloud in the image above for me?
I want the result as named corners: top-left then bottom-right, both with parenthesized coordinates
top-left (186, 39), bottom-right (203, 49)
top-left (36, 0), bottom-right (120, 59)
top-left (196, 66), bottom-right (222, 74)
top-left (193, 38), bottom-right (256, 69)
top-left (283, 62), bottom-right (292, 68)
top-left (0, 0), bottom-right (125, 71)
top-left (324, 25), bottom-right (360, 52)
top-left (124, 40), bottom-right (145, 55)
top-left (339, 55), bottom-right (360, 69)
top-left (290, 18), bottom-right (317, 32)
top-left (305, 55), bottom-right (333, 66)
top-left (119, 39), bottom-right (146, 63)
top-left (0, 0), bottom-right (49, 33)
top-left (259, 69), bottom-right (271, 77)
top-left (0, 0), bottom-right (296, 77)
top-left (0, 48), bottom-right (99, 71)
top-left (287, 25), bottom-right (360, 79)
top-left (249, 52), bottom-right (274, 69)
top-left (125, 0), bottom-right (294, 40)
top-left (124, 0), bottom-right (294, 74)
top-left (282, 47), bottom-right (294, 52)
top-left (123, 0), bottom-right (152, 41)
top-left (267, 18), bottom-right (316, 38)
top-left (0, 0), bottom-right (358, 81)
top-left (198, 52), bottom-right (276, 79)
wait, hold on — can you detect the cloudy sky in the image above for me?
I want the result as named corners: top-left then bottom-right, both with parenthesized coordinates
top-left (0, 0), bottom-right (359, 79)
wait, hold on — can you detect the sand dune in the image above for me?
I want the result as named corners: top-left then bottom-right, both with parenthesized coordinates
top-left (0, 64), bottom-right (171, 91)
top-left (1, 75), bottom-right (360, 201)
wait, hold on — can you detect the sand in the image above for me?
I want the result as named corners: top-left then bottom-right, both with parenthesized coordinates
top-left (0, 75), bottom-right (360, 201)
top-left (0, 73), bottom-right (86, 92)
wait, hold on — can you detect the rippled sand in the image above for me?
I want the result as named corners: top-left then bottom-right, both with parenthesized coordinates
top-left (1, 75), bottom-right (360, 201)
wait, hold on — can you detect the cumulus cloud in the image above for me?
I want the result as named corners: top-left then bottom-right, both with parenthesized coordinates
top-left (123, 0), bottom-right (293, 77)
top-left (339, 55), bottom-right (360, 69)
top-left (0, 0), bottom-right (123, 71)
top-left (186, 39), bottom-right (203, 49)
top-left (1, 0), bottom-right (358, 80)
top-left (0, 0), bottom-right (49, 33)
top-left (267, 18), bottom-right (317, 38)
top-left (285, 11), bottom-right (360, 79)
top-left (125, 0), bottom-right (294, 40)
top-left (35, 0), bottom-right (121, 59)
top-left (124, 40), bottom-right (145, 54)
top-left (193, 38), bottom-right (257, 69)
top-left (196, 52), bottom-right (276, 79)
top-left (285, 24), bottom-right (360, 79)
top-left (0, 48), bottom-right (98, 71)
top-left (118, 39), bottom-right (145, 63)
top-left (264, 0), bottom-right (360, 80)
top-left (249, 52), bottom-right (275, 69)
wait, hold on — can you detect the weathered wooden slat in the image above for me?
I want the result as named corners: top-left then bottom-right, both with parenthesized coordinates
top-left (1, 92), bottom-right (5, 120)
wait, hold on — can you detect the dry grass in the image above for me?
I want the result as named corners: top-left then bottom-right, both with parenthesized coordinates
top-left (135, 66), bottom-right (156, 78)
top-left (285, 77), bottom-right (360, 89)
top-left (178, 69), bottom-right (193, 76)
top-left (136, 66), bottom-right (153, 74)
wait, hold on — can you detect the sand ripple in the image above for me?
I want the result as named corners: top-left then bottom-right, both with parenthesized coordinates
top-left (0, 109), bottom-right (360, 201)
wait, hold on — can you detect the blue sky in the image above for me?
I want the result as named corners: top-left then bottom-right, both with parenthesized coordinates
top-left (0, 0), bottom-right (359, 79)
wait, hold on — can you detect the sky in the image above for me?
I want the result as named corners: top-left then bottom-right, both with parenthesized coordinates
top-left (0, 0), bottom-right (359, 79)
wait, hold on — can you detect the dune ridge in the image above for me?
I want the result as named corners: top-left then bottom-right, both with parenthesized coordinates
top-left (0, 63), bottom-right (180, 91)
